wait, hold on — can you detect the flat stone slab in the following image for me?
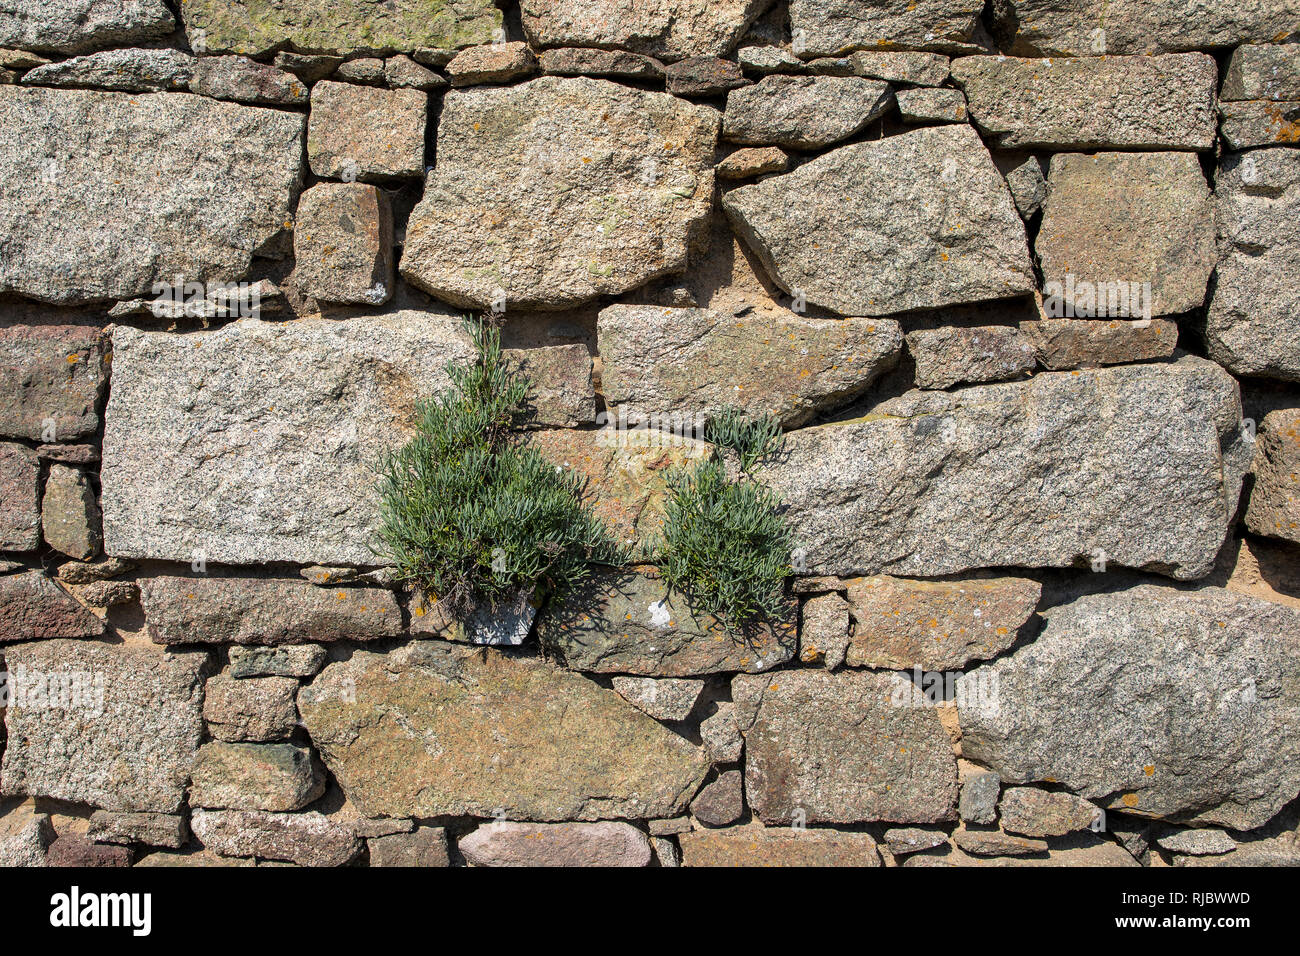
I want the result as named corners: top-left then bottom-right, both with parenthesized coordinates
top-left (459, 821), bottom-right (652, 867)
top-left (519, 0), bottom-right (770, 61)
top-left (0, 443), bottom-right (40, 552)
top-left (680, 824), bottom-right (882, 866)
top-left (0, 0), bottom-right (174, 54)
top-left (722, 75), bottom-right (893, 149)
top-left (787, 0), bottom-right (987, 56)
top-left (1019, 318), bottom-right (1178, 370)
top-left (0, 570), bottom-right (104, 641)
top-left (0, 325), bottom-right (108, 441)
top-left (1222, 44), bottom-right (1300, 101)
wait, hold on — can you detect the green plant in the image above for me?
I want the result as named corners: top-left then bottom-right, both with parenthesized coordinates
top-left (703, 406), bottom-right (784, 473)
top-left (374, 318), bottom-right (622, 618)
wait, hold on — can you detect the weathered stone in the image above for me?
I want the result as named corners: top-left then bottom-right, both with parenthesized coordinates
top-left (1, 640), bottom-right (208, 812)
top-left (665, 56), bottom-right (748, 97)
top-left (998, 787), bottom-right (1100, 837)
top-left (298, 642), bottom-right (709, 820)
top-left (959, 771), bottom-right (1000, 824)
top-left (333, 57), bottom-right (385, 85)
top-left (307, 81), bottom-right (426, 181)
top-left (849, 50), bottom-right (951, 85)
top-left (369, 827), bottom-right (450, 867)
top-left (101, 317), bottom-right (477, 565)
top-left (0, 325), bottom-right (107, 442)
top-left (679, 825), bottom-right (881, 866)
top-left (506, 345), bottom-right (596, 427)
top-left (528, 427), bottom-right (713, 551)
top-left (723, 124), bottom-right (1034, 317)
top-left (701, 701), bottom-right (744, 763)
top-left (1019, 318), bottom-right (1179, 371)
top-left (1158, 829), bottom-right (1237, 856)
top-left (1037, 152), bottom-right (1215, 318)
top-left (799, 592), bottom-right (852, 668)
top-left (46, 833), bottom-right (132, 867)
top-left (788, 0), bottom-right (986, 56)
top-left (0, 88), bottom-right (304, 305)
top-left (408, 589), bottom-right (539, 646)
top-left (182, 0), bottom-right (502, 57)
top-left (447, 41), bottom-right (537, 86)
top-left (723, 75), bottom-right (891, 149)
top-left (896, 87), bottom-right (966, 123)
top-left (540, 569), bottom-right (796, 676)
top-left (274, 51), bottom-right (343, 82)
top-left (538, 47), bottom-right (664, 80)
top-left (21, 47), bottom-right (193, 92)
top-left (190, 55), bottom-right (309, 105)
top-left (75, 579), bottom-right (137, 608)
top-left (294, 182), bottom-right (394, 305)
top-left (87, 811), bottom-right (187, 849)
top-left (139, 577), bottom-right (402, 645)
top-left (915, 832), bottom-right (1140, 866)
top-left (41, 464), bottom-right (100, 560)
top-left (610, 676), bottom-right (705, 722)
top-left (737, 46), bottom-right (804, 75)
top-left (1222, 44), bottom-right (1300, 101)
top-left (0, 443), bottom-right (40, 551)
top-left (883, 827), bottom-right (948, 856)
top-left (0, 571), bottom-right (103, 640)
top-left (1176, 836), bottom-right (1300, 867)
top-left (996, 1), bottom-right (1298, 56)
top-left (1246, 409), bottom-right (1300, 545)
top-left (953, 828), bottom-right (1046, 856)
top-left (191, 742), bottom-right (325, 812)
top-left (191, 809), bottom-right (360, 867)
top-left (763, 357), bottom-right (1247, 580)
top-left (228, 644), bottom-right (328, 679)
top-left (35, 444), bottom-right (99, 465)
top-left (650, 835), bottom-right (681, 866)
top-left (520, 0), bottom-right (771, 61)
top-left (135, 848), bottom-right (254, 867)
top-left (384, 55), bottom-right (445, 90)
top-left (733, 670), bottom-right (958, 824)
top-left (961, 585), bottom-right (1300, 830)
top-left (1003, 157), bottom-right (1046, 218)
top-left (461, 821), bottom-right (651, 867)
top-left (717, 146), bottom-right (789, 179)
top-left (1219, 100), bottom-right (1300, 149)
top-left (692, 769), bottom-right (745, 827)
top-left (1206, 149), bottom-right (1300, 381)
top-left (204, 673), bottom-right (299, 742)
top-left (0, 799), bottom-right (52, 866)
top-left (952, 54), bottom-right (1218, 150)
top-left (599, 305), bottom-right (901, 427)
top-left (907, 325), bottom-right (1036, 389)
top-left (300, 566), bottom-right (396, 588)
top-left (401, 77), bottom-right (719, 310)
top-left (56, 555), bottom-right (133, 585)
top-left (0, 0), bottom-right (174, 54)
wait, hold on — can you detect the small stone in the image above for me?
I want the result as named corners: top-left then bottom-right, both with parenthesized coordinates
top-left (369, 827), bottom-right (450, 867)
top-left (307, 81), bottom-right (426, 181)
top-left (408, 589), bottom-right (538, 646)
top-left (679, 825), bottom-right (881, 866)
top-left (412, 48), bottom-right (458, 68)
top-left (1176, 837), bottom-right (1300, 867)
top-left (76, 579), bottom-right (137, 608)
top-left (907, 325), bottom-right (1036, 389)
top-left (787, 0), bottom-right (986, 57)
top-left (447, 42), bottom-right (537, 86)
top-left (896, 86), bottom-right (967, 123)
top-left (723, 75), bottom-right (893, 149)
top-left (519, 0), bottom-right (770, 61)
top-left (384, 55), bottom-right (445, 90)
top-left (1003, 157), bottom-right (1047, 218)
top-left (46, 833), bottom-right (131, 867)
top-left (717, 146), bottom-right (789, 179)
top-left (299, 566), bottom-right (396, 587)
top-left (41, 463), bottom-right (101, 560)
top-left (0, 799), bottom-right (52, 866)
top-left (884, 827), bottom-right (949, 856)
top-left (294, 182), bottom-right (394, 306)
top-left (0, 48), bottom-right (48, 70)
top-left (204, 673), bottom-right (299, 742)
top-left (190, 55), bottom-right (308, 106)
top-left (0, 443), bottom-right (40, 550)
top-left (191, 809), bottom-right (361, 867)
top-left (849, 50), bottom-right (950, 86)
top-left (1019, 318), bottom-right (1179, 370)
top-left (648, 817), bottom-right (693, 836)
top-left (273, 51), bottom-right (342, 83)
top-left (665, 55), bottom-right (749, 97)
top-left (0, 570), bottom-right (103, 641)
top-left (228, 644), bottom-right (328, 679)
top-left (799, 592), bottom-right (851, 668)
top-left (20, 47), bottom-right (193, 92)
top-left (35, 444), bottom-right (99, 465)
top-left (1222, 44), bottom-right (1300, 101)
top-left (1157, 829), bottom-right (1237, 856)
top-left (651, 835), bottom-right (681, 867)
top-left (506, 345), bottom-right (596, 428)
top-left (1218, 100), bottom-right (1300, 150)
top-left (190, 742), bottom-right (325, 812)
top-left (333, 57), bottom-right (385, 85)
top-left (537, 47), bottom-right (664, 80)
top-left (999, 787), bottom-right (1100, 837)
top-left (954, 828), bottom-right (1047, 857)
top-left (459, 821), bottom-right (651, 867)
top-left (56, 555), bottom-right (133, 584)
top-left (87, 811), bottom-right (187, 849)
top-left (960, 771), bottom-right (1000, 824)
top-left (700, 702), bottom-right (744, 763)
top-left (610, 677), bottom-right (705, 722)
top-left (736, 46), bottom-right (804, 75)
top-left (1246, 409), bottom-right (1300, 546)
top-left (691, 770), bottom-right (744, 827)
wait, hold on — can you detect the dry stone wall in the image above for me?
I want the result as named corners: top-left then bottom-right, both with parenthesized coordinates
top-left (1, 0), bottom-right (1300, 868)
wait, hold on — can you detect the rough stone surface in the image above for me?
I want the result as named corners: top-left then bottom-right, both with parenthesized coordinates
top-left (1219, 100), bottom-right (1300, 149)
top-left (385, 55), bottom-right (445, 90)
top-left (190, 56), bottom-right (309, 105)
top-left (679, 825), bottom-right (881, 866)
top-left (0, 443), bottom-right (40, 551)
top-left (883, 827), bottom-right (948, 856)
top-left (191, 809), bottom-right (361, 867)
top-left (334, 57), bottom-right (385, 84)
top-left (274, 51), bottom-right (343, 82)
top-left (998, 787), bottom-right (1100, 837)
top-left (787, 0), bottom-right (986, 56)
top-left (0, 799), bottom-right (52, 866)
top-left (665, 55), bottom-right (748, 97)
top-left (101, 317), bottom-right (476, 565)
top-left (1158, 829), bottom-right (1237, 856)
top-left (46, 833), bottom-right (132, 867)
top-left (181, 0), bottom-right (502, 57)
top-left (723, 124), bottom-right (1035, 317)
top-left (960, 771), bottom-right (1000, 824)
top-left (41, 464), bottom-right (101, 560)
top-left (540, 569), bottom-right (796, 676)
top-left (843, 574), bottom-right (1040, 670)
top-left (307, 81), bottom-right (426, 181)
top-left (298, 642), bottom-right (709, 820)
top-left (692, 769), bottom-right (745, 827)
top-left (954, 828), bottom-right (1047, 856)
top-left (134, 848), bottom-right (253, 867)
top-left (610, 676), bottom-right (705, 721)
top-left (1245, 409), bottom-right (1300, 545)
top-left (0, 571), bottom-right (103, 641)
top-left (460, 821), bottom-right (652, 867)
top-left (369, 827), bottom-right (450, 867)
top-left (799, 592), bottom-right (852, 668)
top-left (1, 640), bottom-right (208, 812)
top-left (56, 555), bottom-right (133, 585)
top-left (0, 325), bottom-right (107, 442)
top-left (737, 46), bottom-right (804, 75)
top-left (717, 146), bottom-right (789, 179)
top-left (952, 54), bottom-right (1218, 150)
top-left (87, 811), bottom-right (187, 849)
top-left (1019, 319), bottom-right (1179, 370)
top-left (733, 670), bottom-right (958, 824)
top-left (701, 702), bottom-right (744, 763)
top-left (407, 589), bottom-right (538, 646)
top-left (204, 673), bottom-right (299, 742)
top-left (723, 75), bottom-right (892, 149)
top-left (907, 325), bottom-right (1036, 389)
top-left (401, 77), bottom-right (719, 310)
top-left (190, 742), bottom-right (324, 812)
top-left (538, 47), bottom-right (664, 80)
top-left (763, 357), bottom-right (1247, 581)
top-left (961, 585), bottom-right (1300, 830)
top-left (75, 579), bottom-right (137, 608)
top-left (21, 47), bottom-right (193, 92)
top-left (519, 0), bottom-right (771, 61)
top-left (849, 50), bottom-right (951, 85)
top-left (1206, 149), bottom-right (1300, 381)
top-left (139, 577), bottom-right (402, 646)
top-left (0, 88), bottom-right (304, 305)
top-left (447, 42), bottom-right (537, 86)
top-left (1222, 44), bottom-right (1300, 101)
top-left (294, 182), bottom-right (394, 305)
top-left (1004, 157), bottom-right (1047, 217)
top-left (599, 305), bottom-right (901, 427)
top-left (228, 644), bottom-right (327, 679)
top-left (506, 345), bottom-right (596, 428)
top-left (896, 86), bottom-right (966, 123)
top-left (1037, 152), bottom-right (1216, 318)
top-left (0, 0), bottom-right (174, 54)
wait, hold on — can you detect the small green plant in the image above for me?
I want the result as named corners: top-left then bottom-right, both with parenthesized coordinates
top-left (375, 319), bottom-right (622, 617)
top-left (658, 409), bottom-right (792, 634)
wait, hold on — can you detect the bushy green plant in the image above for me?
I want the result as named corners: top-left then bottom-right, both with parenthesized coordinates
top-left (375, 319), bottom-right (622, 617)
top-left (703, 406), bottom-right (784, 473)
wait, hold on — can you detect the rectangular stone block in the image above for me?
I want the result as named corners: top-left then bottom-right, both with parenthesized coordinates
top-left (0, 324), bottom-right (108, 441)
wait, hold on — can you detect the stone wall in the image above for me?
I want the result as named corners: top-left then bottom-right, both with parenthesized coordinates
top-left (2, 0), bottom-right (1300, 868)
